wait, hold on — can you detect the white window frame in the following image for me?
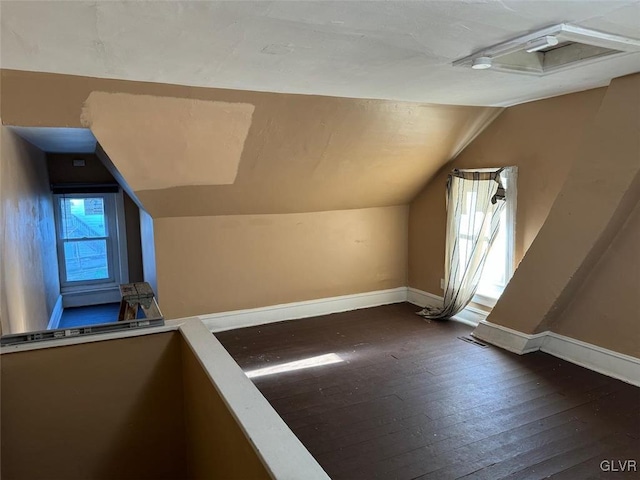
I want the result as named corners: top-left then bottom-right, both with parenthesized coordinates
top-left (53, 190), bottom-right (129, 307)
top-left (473, 166), bottom-right (518, 308)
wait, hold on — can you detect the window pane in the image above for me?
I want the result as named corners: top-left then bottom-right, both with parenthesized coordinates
top-left (477, 206), bottom-right (507, 297)
top-left (64, 240), bottom-right (109, 282)
top-left (60, 198), bottom-right (107, 239)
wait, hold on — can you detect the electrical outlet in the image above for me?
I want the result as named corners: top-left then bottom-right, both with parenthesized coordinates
top-left (440, 278), bottom-right (445, 290)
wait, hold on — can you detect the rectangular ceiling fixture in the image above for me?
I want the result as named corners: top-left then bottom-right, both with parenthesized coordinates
top-left (453, 24), bottom-right (640, 75)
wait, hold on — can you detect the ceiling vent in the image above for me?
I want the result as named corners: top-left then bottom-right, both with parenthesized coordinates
top-left (453, 24), bottom-right (640, 76)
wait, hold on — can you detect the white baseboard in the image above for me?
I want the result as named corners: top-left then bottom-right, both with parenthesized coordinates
top-left (453, 305), bottom-right (489, 327)
top-left (406, 287), bottom-right (488, 327)
top-left (407, 287), bottom-right (442, 308)
top-left (204, 287), bottom-right (483, 333)
top-left (47, 295), bottom-right (64, 330)
top-left (541, 332), bottom-right (640, 387)
top-left (473, 320), bottom-right (546, 354)
top-left (200, 287), bottom-right (407, 333)
top-left (473, 320), bottom-right (640, 386)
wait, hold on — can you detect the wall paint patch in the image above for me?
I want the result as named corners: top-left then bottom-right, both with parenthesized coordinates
top-left (81, 92), bottom-right (254, 191)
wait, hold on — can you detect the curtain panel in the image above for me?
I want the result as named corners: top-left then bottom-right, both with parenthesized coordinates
top-left (418, 168), bottom-right (506, 320)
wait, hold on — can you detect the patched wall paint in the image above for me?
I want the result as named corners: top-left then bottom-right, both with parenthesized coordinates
top-left (134, 99), bottom-right (501, 218)
top-left (0, 125), bottom-right (60, 334)
top-left (82, 92), bottom-right (254, 191)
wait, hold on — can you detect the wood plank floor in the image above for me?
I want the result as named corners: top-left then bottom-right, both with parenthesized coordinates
top-left (216, 303), bottom-right (640, 479)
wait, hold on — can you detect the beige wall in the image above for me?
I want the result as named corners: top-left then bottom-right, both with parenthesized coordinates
top-left (47, 152), bottom-right (115, 184)
top-left (408, 87), bottom-right (606, 296)
top-left (487, 74), bottom-right (640, 341)
top-left (1, 332), bottom-right (186, 479)
top-left (551, 199), bottom-right (640, 357)
top-left (0, 126), bottom-right (60, 334)
top-left (123, 193), bottom-right (144, 282)
top-left (2, 330), bottom-right (285, 479)
top-left (156, 206), bottom-right (408, 319)
top-left (181, 339), bottom-right (271, 479)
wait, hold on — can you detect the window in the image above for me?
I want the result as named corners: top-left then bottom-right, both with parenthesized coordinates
top-left (59, 196), bottom-right (111, 283)
top-left (54, 192), bottom-right (128, 306)
top-left (475, 167), bottom-right (517, 306)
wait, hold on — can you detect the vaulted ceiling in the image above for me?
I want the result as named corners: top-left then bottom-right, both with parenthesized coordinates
top-left (2, 1), bottom-right (639, 107)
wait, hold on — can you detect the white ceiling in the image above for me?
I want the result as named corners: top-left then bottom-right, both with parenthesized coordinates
top-left (2, 1), bottom-right (639, 106)
top-left (9, 127), bottom-right (97, 153)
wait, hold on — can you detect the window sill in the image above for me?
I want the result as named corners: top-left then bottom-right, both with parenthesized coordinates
top-left (61, 281), bottom-right (119, 294)
top-left (472, 290), bottom-right (502, 309)
top-left (62, 286), bottom-right (121, 308)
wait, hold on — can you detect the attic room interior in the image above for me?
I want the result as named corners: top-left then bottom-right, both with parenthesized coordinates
top-left (0, 1), bottom-right (639, 479)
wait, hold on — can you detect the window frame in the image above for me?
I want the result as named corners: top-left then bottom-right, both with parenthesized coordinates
top-left (53, 190), bottom-right (129, 306)
top-left (473, 166), bottom-right (518, 308)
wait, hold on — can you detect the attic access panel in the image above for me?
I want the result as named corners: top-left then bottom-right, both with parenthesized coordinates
top-left (453, 24), bottom-right (640, 76)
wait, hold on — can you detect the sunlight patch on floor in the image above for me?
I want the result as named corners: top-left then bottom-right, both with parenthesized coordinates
top-left (245, 353), bottom-right (344, 379)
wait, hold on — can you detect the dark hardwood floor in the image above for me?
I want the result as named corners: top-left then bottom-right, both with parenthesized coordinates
top-left (216, 303), bottom-right (640, 479)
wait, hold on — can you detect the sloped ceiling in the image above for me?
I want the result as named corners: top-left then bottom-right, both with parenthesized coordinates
top-left (0, 70), bottom-right (498, 217)
top-left (85, 86), bottom-right (500, 218)
top-left (1, 1), bottom-right (639, 107)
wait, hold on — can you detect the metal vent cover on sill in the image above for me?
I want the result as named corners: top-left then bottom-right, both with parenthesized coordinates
top-left (453, 23), bottom-right (640, 76)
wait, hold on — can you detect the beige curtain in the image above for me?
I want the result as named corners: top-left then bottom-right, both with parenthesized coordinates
top-left (418, 169), bottom-right (506, 319)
